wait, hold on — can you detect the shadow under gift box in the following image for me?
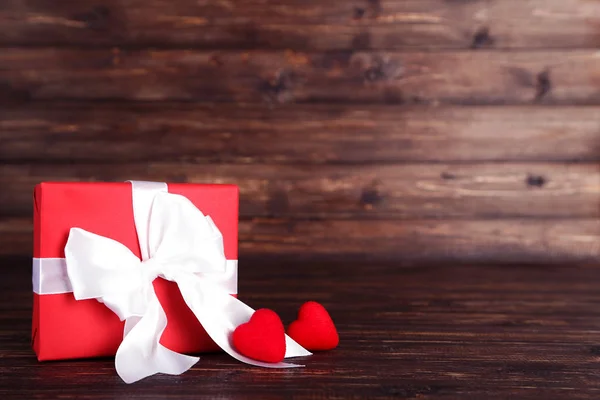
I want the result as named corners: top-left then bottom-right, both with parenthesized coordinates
top-left (32, 182), bottom-right (239, 361)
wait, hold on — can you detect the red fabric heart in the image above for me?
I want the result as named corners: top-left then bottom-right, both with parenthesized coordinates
top-left (232, 309), bottom-right (286, 363)
top-left (287, 301), bottom-right (339, 351)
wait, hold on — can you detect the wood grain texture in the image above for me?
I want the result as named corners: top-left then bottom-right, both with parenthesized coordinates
top-left (238, 218), bottom-right (600, 263)
top-left (0, 218), bottom-right (29, 256)
top-left (1, 49), bottom-right (599, 104)
top-left (1, 163), bottom-right (599, 219)
top-left (1, 104), bottom-right (599, 163)
top-left (0, 0), bottom-right (597, 271)
top-left (3, 217), bottom-right (599, 263)
top-left (3, 257), bottom-right (600, 398)
top-left (1, 0), bottom-right (599, 50)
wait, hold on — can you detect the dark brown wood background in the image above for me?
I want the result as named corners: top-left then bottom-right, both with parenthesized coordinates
top-left (1, 2), bottom-right (600, 398)
top-left (0, 0), bottom-right (599, 263)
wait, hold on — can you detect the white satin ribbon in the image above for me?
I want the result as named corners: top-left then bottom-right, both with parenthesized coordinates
top-left (57, 181), bottom-right (310, 383)
top-left (32, 258), bottom-right (238, 295)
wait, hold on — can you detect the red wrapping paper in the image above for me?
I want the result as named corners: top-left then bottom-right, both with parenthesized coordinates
top-left (32, 182), bottom-right (239, 361)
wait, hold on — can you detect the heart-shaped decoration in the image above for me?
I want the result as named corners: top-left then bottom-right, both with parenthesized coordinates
top-left (232, 309), bottom-right (286, 363)
top-left (287, 301), bottom-right (339, 351)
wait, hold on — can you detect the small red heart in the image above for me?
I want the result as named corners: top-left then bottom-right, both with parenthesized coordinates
top-left (287, 301), bottom-right (339, 351)
top-left (232, 309), bottom-right (286, 363)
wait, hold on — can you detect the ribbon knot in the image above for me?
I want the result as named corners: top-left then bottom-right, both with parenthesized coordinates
top-left (62, 181), bottom-right (311, 383)
top-left (140, 259), bottom-right (167, 282)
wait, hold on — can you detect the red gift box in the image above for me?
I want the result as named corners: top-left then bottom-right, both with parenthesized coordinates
top-left (32, 182), bottom-right (239, 361)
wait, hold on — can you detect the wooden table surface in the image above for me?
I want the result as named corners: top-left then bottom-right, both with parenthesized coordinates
top-left (1, 256), bottom-right (600, 399)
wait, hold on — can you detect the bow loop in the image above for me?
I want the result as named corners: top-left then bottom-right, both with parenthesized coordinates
top-left (147, 192), bottom-right (227, 274)
top-left (65, 228), bottom-right (143, 299)
top-left (65, 228), bottom-right (155, 320)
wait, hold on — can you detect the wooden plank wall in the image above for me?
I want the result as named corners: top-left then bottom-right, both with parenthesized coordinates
top-left (0, 0), bottom-right (599, 263)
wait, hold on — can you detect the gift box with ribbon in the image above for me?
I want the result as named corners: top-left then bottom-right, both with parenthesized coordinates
top-left (32, 181), bottom-right (310, 383)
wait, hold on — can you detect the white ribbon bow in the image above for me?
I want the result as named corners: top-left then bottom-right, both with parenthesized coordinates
top-left (63, 182), bottom-right (310, 383)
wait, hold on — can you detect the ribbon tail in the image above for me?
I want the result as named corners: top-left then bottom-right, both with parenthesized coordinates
top-left (115, 294), bottom-right (199, 384)
top-left (176, 277), bottom-right (312, 368)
